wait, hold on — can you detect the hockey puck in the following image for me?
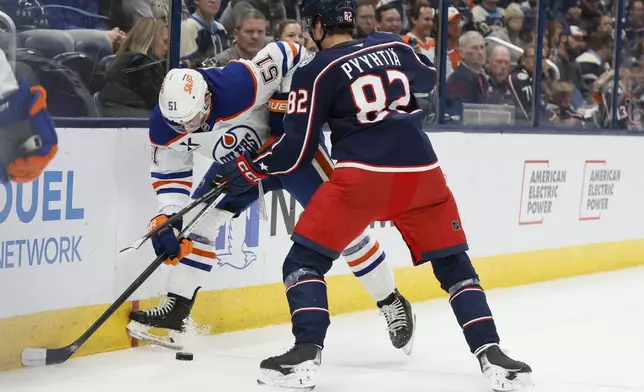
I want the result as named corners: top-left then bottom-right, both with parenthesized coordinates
top-left (176, 352), bottom-right (194, 361)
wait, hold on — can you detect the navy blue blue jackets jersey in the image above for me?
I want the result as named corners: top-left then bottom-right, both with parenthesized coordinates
top-left (253, 32), bottom-right (438, 175)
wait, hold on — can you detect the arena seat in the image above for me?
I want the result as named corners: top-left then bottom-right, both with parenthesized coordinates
top-left (100, 54), bottom-right (116, 68)
top-left (19, 29), bottom-right (74, 58)
top-left (67, 29), bottom-right (113, 62)
top-left (54, 52), bottom-right (105, 94)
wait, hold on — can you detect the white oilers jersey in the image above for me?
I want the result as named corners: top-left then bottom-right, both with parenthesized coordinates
top-left (402, 33), bottom-right (435, 64)
top-left (148, 41), bottom-right (307, 214)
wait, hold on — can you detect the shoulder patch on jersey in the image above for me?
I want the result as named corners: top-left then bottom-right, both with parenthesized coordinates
top-left (299, 52), bottom-right (316, 67)
top-left (517, 71), bottom-right (529, 81)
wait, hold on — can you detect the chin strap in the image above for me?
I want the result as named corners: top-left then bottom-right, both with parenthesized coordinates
top-left (310, 23), bottom-right (328, 51)
top-left (314, 29), bottom-right (326, 51)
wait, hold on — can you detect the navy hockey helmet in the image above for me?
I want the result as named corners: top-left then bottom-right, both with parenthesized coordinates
top-left (300, 0), bottom-right (357, 32)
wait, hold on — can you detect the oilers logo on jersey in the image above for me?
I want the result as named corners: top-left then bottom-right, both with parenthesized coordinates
top-left (213, 126), bottom-right (262, 164)
top-left (214, 201), bottom-right (260, 269)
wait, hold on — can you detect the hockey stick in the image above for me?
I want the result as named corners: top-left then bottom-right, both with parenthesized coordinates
top-left (118, 184), bottom-right (225, 255)
top-left (20, 182), bottom-right (227, 367)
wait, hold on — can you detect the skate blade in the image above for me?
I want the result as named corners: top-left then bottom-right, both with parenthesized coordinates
top-left (401, 313), bottom-right (417, 356)
top-left (127, 322), bottom-right (184, 350)
top-left (257, 362), bottom-right (318, 391)
top-left (257, 378), bottom-right (315, 391)
top-left (490, 371), bottom-right (534, 392)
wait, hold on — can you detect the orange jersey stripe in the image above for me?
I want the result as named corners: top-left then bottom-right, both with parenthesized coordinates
top-left (286, 41), bottom-right (299, 59)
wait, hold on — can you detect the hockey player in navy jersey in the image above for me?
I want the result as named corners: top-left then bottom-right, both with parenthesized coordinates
top-left (128, 40), bottom-right (416, 355)
top-left (198, 0), bottom-right (534, 389)
top-left (0, 49), bottom-right (57, 184)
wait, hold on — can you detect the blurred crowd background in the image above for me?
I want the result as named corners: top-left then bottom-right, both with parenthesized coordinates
top-left (0, 0), bottom-right (642, 130)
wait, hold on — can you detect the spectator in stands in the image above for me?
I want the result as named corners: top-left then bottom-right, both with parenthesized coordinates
top-left (576, 32), bottom-right (612, 94)
top-left (375, 4), bottom-right (402, 35)
top-left (218, 0), bottom-right (286, 35)
top-left (471, 0), bottom-right (504, 29)
top-left (99, 18), bottom-right (167, 116)
top-left (402, 1), bottom-right (435, 59)
top-left (180, 0), bottom-right (230, 68)
top-left (560, 4), bottom-right (583, 32)
top-left (568, 26), bottom-right (587, 57)
top-left (486, 45), bottom-right (515, 107)
top-left (274, 20), bottom-right (305, 45)
top-left (509, 43), bottom-right (551, 122)
top-left (592, 58), bottom-right (644, 129)
top-left (596, 14), bottom-right (613, 35)
top-left (428, 7), bottom-right (462, 79)
top-left (554, 28), bottom-right (591, 104)
top-left (547, 19), bottom-right (564, 54)
top-left (445, 31), bottom-right (488, 118)
top-left (578, 0), bottom-right (605, 32)
top-left (625, 0), bottom-right (644, 55)
top-left (355, 0), bottom-right (377, 38)
top-left (499, 3), bottom-right (527, 48)
top-left (214, 8), bottom-right (267, 66)
top-left (272, 19), bottom-right (316, 52)
top-left (547, 80), bottom-right (584, 127)
top-left (517, 0), bottom-right (537, 34)
top-left (123, 0), bottom-right (190, 24)
top-left (487, 2), bottom-right (526, 63)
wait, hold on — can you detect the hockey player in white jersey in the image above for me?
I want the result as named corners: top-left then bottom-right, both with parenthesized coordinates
top-left (0, 49), bottom-right (57, 184)
top-left (127, 40), bottom-right (416, 354)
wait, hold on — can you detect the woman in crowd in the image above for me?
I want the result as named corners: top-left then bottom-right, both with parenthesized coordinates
top-left (99, 18), bottom-right (168, 116)
top-left (274, 19), bottom-right (306, 46)
top-left (273, 19), bottom-right (317, 52)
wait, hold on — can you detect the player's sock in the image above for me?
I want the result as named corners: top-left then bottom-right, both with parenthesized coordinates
top-left (448, 277), bottom-right (500, 353)
top-left (431, 252), bottom-right (500, 353)
top-left (164, 208), bottom-right (234, 299)
top-left (475, 343), bottom-right (533, 391)
top-left (342, 234), bottom-right (395, 302)
top-left (283, 243), bottom-right (332, 347)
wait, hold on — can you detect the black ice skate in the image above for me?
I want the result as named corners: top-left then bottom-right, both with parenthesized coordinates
top-left (126, 288), bottom-right (199, 350)
top-left (378, 289), bottom-right (416, 355)
top-left (476, 344), bottom-right (533, 391)
top-left (257, 343), bottom-right (322, 390)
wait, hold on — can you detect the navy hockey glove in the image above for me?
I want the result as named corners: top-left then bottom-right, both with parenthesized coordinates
top-left (193, 154), bottom-right (267, 197)
top-left (148, 214), bottom-right (193, 265)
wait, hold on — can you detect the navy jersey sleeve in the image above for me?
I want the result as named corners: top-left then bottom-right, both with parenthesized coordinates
top-left (252, 63), bottom-right (332, 175)
top-left (403, 45), bottom-right (437, 95)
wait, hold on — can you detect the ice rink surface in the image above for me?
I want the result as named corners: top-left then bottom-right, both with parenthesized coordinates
top-left (1, 267), bottom-right (642, 392)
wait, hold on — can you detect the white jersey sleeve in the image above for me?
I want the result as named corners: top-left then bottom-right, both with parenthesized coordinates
top-left (236, 41), bottom-right (308, 106)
